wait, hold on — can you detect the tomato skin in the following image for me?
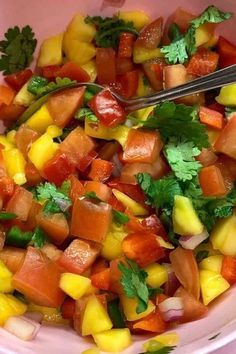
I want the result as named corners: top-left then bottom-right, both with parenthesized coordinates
top-left (217, 36), bottom-right (236, 68)
top-left (170, 247), bottom-right (200, 300)
top-left (118, 32), bottom-right (135, 58)
top-left (6, 186), bottom-right (33, 221)
top-left (43, 152), bottom-right (75, 186)
top-left (143, 60), bottom-right (165, 91)
top-left (186, 48), bottom-right (219, 77)
top-left (88, 89), bottom-right (126, 128)
top-left (214, 115), bottom-right (236, 160)
top-left (0, 246), bottom-right (26, 273)
top-left (135, 17), bottom-right (163, 49)
top-left (41, 65), bottom-right (61, 80)
top-left (4, 69), bottom-right (33, 91)
top-left (116, 70), bottom-right (139, 99)
top-left (116, 58), bottom-right (134, 75)
top-left (84, 181), bottom-right (112, 202)
top-left (0, 104), bottom-right (25, 123)
top-left (15, 125), bottom-right (39, 158)
top-left (67, 175), bottom-right (85, 202)
top-left (199, 106), bottom-right (224, 130)
top-left (199, 165), bottom-right (227, 197)
top-left (77, 150), bottom-right (98, 172)
top-left (56, 62), bottom-right (90, 82)
top-left (96, 48), bottom-right (116, 84)
top-left (58, 239), bottom-right (101, 275)
top-left (88, 158), bottom-right (113, 183)
top-left (221, 256), bottom-right (236, 285)
top-left (37, 212), bottom-right (69, 245)
top-left (13, 247), bottom-right (65, 307)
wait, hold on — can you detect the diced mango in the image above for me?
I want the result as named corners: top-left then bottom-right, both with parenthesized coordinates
top-left (199, 255), bottom-right (223, 273)
top-left (195, 23), bottom-right (215, 47)
top-left (0, 261), bottom-right (13, 293)
top-left (199, 269), bottom-right (230, 305)
top-left (6, 130), bottom-right (16, 144)
top-left (3, 148), bottom-right (26, 185)
top-left (120, 295), bottom-right (155, 321)
top-left (82, 295), bottom-right (112, 336)
top-left (118, 11), bottom-right (150, 30)
top-left (101, 223), bottom-right (128, 261)
top-left (13, 82), bottom-right (35, 107)
top-left (156, 236), bottom-right (174, 250)
top-left (211, 213), bottom-right (236, 256)
top-left (63, 36), bottom-right (96, 65)
top-left (38, 33), bottom-right (63, 67)
top-left (59, 273), bottom-right (91, 300)
top-left (65, 13), bottom-right (96, 43)
top-left (173, 195), bottom-right (204, 236)
top-left (0, 294), bottom-right (27, 326)
top-left (93, 328), bottom-right (132, 352)
top-left (143, 332), bottom-right (180, 352)
top-left (203, 35), bottom-right (219, 49)
top-left (0, 136), bottom-right (15, 150)
top-left (207, 128), bottom-right (220, 147)
top-left (144, 263), bottom-right (168, 288)
top-left (216, 84), bottom-right (236, 107)
top-left (26, 104), bottom-right (54, 134)
top-left (81, 349), bottom-right (100, 354)
top-left (133, 47), bottom-right (164, 64)
top-left (81, 60), bottom-right (97, 82)
top-left (28, 303), bottom-right (67, 324)
top-left (136, 72), bottom-right (153, 98)
top-left (134, 106), bottom-right (154, 122)
top-left (112, 189), bottom-right (148, 216)
top-left (46, 125), bottom-right (62, 138)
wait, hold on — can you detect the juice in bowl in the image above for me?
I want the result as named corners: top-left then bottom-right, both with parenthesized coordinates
top-left (0, 0), bottom-right (236, 353)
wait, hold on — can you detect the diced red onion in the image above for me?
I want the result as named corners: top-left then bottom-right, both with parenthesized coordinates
top-left (24, 312), bottom-right (43, 323)
top-left (55, 198), bottom-right (71, 212)
top-left (163, 263), bottom-right (180, 296)
top-left (111, 153), bottom-right (123, 177)
top-left (158, 297), bottom-right (184, 322)
top-left (3, 316), bottom-right (41, 341)
top-left (179, 230), bottom-right (209, 250)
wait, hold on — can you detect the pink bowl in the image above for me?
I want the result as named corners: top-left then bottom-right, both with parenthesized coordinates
top-left (0, 1), bottom-right (236, 353)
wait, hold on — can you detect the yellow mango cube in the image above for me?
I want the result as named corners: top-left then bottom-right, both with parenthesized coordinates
top-left (145, 263), bottom-right (168, 288)
top-left (200, 269), bottom-right (230, 305)
top-left (173, 195), bottom-right (204, 236)
top-left (0, 294), bottom-right (27, 326)
top-left (0, 136), bottom-right (14, 150)
top-left (65, 13), bottom-right (96, 43)
top-left (112, 189), bottom-right (148, 216)
top-left (120, 295), bottom-right (155, 321)
top-left (118, 11), bottom-right (150, 30)
top-left (38, 33), bottom-right (64, 67)
top-left (60, 273), bottom-right (91, 300)
top-left (136, 72), bottom-right (153, 98)
top-left (143, 332), bottom-right (180, 351)
top-left (199, 255), bottom-right (223, 274)
top-left (81, 60), bottom-right (97, 82)
top-left (133, 47), bottom-right (164, 64)
top-left (28, 303), bottom-right (67, 324)
top-left (13, 82), bottom-right (35, 107)
top-left (195, 23), bottom-right (215, 47)
top-left (63, 36), bottom-right (96, 65)
top-left (28, 133), bottom-right (58, 171)
top-left (46, 125), bottom-right (62, 138)
top-left (211, 213), bottom-right (236, 256)
top-left (216, 84), bottom-right (236, 107)
top-left (6, 130), bottom-right (16, 144)
top-left (82, 295), bottom-right (112, 336)
top-left (101, 223), bottom-right (128, 261)
top-left (26, 104), bottom-right (54, 134)
top-left (3, 148), bottom-right (26, 185)
top-left (93, 328), bottom-right (132, 352)
top-left (81, 349), bottom-right (100, 354)
top-left (0, 261), bottom-right (13, 293)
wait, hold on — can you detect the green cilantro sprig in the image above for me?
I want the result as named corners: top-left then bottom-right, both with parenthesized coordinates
top-left (27, 76), bottom-right (76, 98)
top-left (76, 108), bottom-right (99, 123)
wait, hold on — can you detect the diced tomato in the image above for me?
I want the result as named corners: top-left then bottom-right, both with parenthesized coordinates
top-left (6, 186), bottom-right (33, 221)
top-left (42, 152), bottom-right (75, 186)
top-left (118, 32), bottom-right (135, 58)
top-left (116, 58), bottom-right (134, 75)
top-left (26, 201), bottom-right (42, 230)
top-left (175, 286), bottom-right (208, 323)
top-left (214, 115), bottom-right (236, 160)
top-left (108, 179), bottom-right (146, 206)
top-left (186, 48), bottom-right (219, 77)
top-left (91, 268), bottom-right (111, 291)
top-left (199, 106), bottom-right (224, 130)
top-left (0, 85), bottom-right (15, 106)
top-left (207, 102), bottom-right (225, 115)
top-left (25, 163), bottom-right (43, 187)
top-left (142, 60), bottom-right (165, 91)
top-left (196, 148), bottom-right (218, 167)
top-left (4, 69), bottom-right (33, 91)
top-left (169, 8), bottom-right (195, 32)
top-left (135, 17), bottom-right (163, 49)
top-left (41, 65), bottom-right (61, 80)
top-left (0, 246), bottom-right (26, 273)
top-left (221, 256), bottom-right (236, 285)
top-left (122, 232), bottom-right (165, 267)
top-left (164, 64), bottom-right (187, 89)
top-left (47, 87), bottom-right (85, 128)
top-left (133, 311), bottom-right (167, 333)
top-left (60, 127), bottom-right (95, 166)
top-left (88, 89), bottom-right (126, 128)
top-left (109, 258), bottom-right (124, 294)
top-left (61, 298), bottom-right (76, 320)
top-left (98, 141), bottom-right (121, 161)
top-left (199, 165), bottom-right (227, 197)
top-left (170, 247), bottom-right (200, 300)
top-left (219, 55), bottom-right (236, 68)
top-left (15, 125), bottom-right (39, 158)
top-left (84, 181), bottom-right (112, 202)
top-left (123, 129), bottom-right (163, 164)
top-left (141, 215), bottom-right (168, 239)
top-left (58, 239), bottom-right (101, 275)
top-left (77, 150), bottom-right (98, 172)
top-left (88, 158), bottom-right (113, 183)
top-left (56, 62), bottom-right (90, 82)
top-left (91, 257), bottom-right (109, 275)
top-left (67, 174), bottom-right (85, 202)
top-left (0, 104), bottom-right (25, 123)
top-left (37, 212), bottom-right (69, 245)
top-left (13, 246), bottom-right (65, 307)
top-left (217, 36), bottom-right (236, 68)
top-left (217, 155), bottom-right (236, 180)
top-left (70, 197), bottom-right (112, 243)
top-left (116, 70), bottom-right (139, 99)
top-left (0, 176), bottom-right (14, 197)
top-left (96, 48), bottom-right (116, 84)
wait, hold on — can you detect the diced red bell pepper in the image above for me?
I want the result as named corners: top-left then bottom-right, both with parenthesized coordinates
top-left (0, 85), bottom-right (15, 106)
top-left (141, 214), bottom-right (168, 239)
top-left (91, 257), bottom-right (109, 275)
top-left (214, 116), bottom-right (236, 160)
top-left (122, 232), bottom-right (165, 267)
top-left (58, 239), bottom-right (101, 275)
top-left (41, 65), bottom-right (61, 80)
top-left (47, 86), bottom-right (85, 128)
top-left (221, 256), bottom-right (236, 285)
top-left (133, 311), bottom-right (167, 333)
top-left (199, 106), bottom-right (224, 130)
top-left (0, 176), bottom-right (14, 197)
top-left (42, 152), bottom-right (75, 186)
top-left (91, 268), bottom-right (111, 291)
top-left (118, 32), bottom-right (135, 58)
top-left (56, 62), bottom-right (90, 82)
top-left (186, 48), bottom-right (219, 77)
top-left (217, 36), bottom-right (236, 68)
top-left (70, 197), bottom-right (112, 243)
top-left (142, 60), bottom-right (165, 91)
top-left (96, 48), bottom-right (116, 84)
top-left (84, 181), bottom-right (112, 202)
top-left (15, 125), bottom-right (39, 158)
top-left (77, 150), bottom-right (98, 172)
top-left (196, 148), bottom-right (218, 168)
top-left (199, 165), bottom-right (227, 197)
top-left (4, 69), bottom-right (33, 91)
top-left (59, 127), bottom-right (95, 165)
top-left (67, 174), bottom-right (85, 202)
top-left (116, 70), bottom-right (139, 99)
top-left (13, 246), bottom-right (65, 307)
top-left (61, 298), bottom-right (76, 320)
top-left (37, 211), bottom-right (69, 245)
top-left (0, 246), bottom-right (26, 273)
top-left (116, 58), bottom-right (134, 75)
top-left (6, 186), bottom-right (33, 221)
top-left (88, 89), bottom-right (126, 128)
top-left (135, 17), bottom-right (163, 49)
top-left (123, 129), bottom-right (163, 164)
top-left (88, 158), bottom-right (113, 183)
top-left (108, 194), bottom-right (125, 212)
top-left (0, 104), bottom-right (25, 123)
top-left (98, 141), bottom-right (121, 161)
top-left (25, 163), bottom-right (43, 187)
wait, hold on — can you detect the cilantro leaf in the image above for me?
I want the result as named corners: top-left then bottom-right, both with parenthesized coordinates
top-left (59, 180), bottom-right (71, 196)
top-left (118, 259), bottom-right (149, 314)
top-left (29, 77), bottom-right (76, 98)
top-left (27, 76), bottom-right (49, 95)
top-left (36, 182), bottom-right (72, 214)
top-left (31, 226), bottom-right (47, 248)
top-left (0, 212), bottom-right (16, 220)
top-left (0, 25), bottom-right (37, 75)
top-left (84, 191), bottom-right (103, 202)
top-left (76, 108), bottom-right (99, 123)
top-left (168, 23), bottom-right (183, 42)
top-left (140, 346), bottom-right (176, 354)
top-left (85, 16), bottom-right (139, 48)
top-left (112, 210), bottom-right (129, 225)
top-left (164, 140), bottom-right (201, 181)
